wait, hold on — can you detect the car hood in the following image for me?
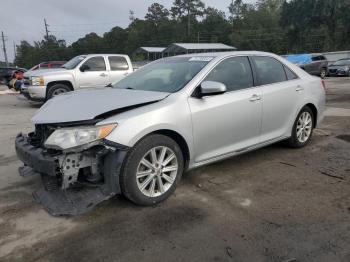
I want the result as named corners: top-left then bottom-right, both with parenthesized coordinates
top-left (32, 88), bottom-right (170, 124)
top-left (24, 68), bottom-right (68, 77)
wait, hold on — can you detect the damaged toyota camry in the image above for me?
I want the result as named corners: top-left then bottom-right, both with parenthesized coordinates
top-left (15, 51), bottom-right (325, 216)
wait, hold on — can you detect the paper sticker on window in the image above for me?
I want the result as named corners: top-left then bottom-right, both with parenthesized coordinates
top-left (189, 57), bottom-right (214, 62)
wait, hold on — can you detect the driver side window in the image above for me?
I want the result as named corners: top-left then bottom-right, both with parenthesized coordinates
top-left (82, 57), bottom-right (106, 71)
top-left (204, 56), bottom-right (254, 92)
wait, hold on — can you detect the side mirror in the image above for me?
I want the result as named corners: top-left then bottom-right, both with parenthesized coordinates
top-left (105, 83), bottom-right (113, 87)
top-left (80, 64), bottom-right (90, 72)
top-left (199, 81), bottom-right (227, 97)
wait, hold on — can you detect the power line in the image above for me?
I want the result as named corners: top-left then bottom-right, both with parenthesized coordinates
top-left (50, 20), bottom-right (125, 27)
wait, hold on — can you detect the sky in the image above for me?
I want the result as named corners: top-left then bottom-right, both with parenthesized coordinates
top-left (0, 0), bottom-right (256, 62)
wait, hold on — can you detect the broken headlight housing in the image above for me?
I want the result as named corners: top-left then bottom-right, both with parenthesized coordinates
top-left (44, 124), bottom-right (117, 150)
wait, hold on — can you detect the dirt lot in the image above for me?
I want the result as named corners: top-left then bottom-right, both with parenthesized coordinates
top-left (0, 78), bottom-right (349, 262)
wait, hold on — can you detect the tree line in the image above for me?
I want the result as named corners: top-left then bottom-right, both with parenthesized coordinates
top-left (14, 0), bottom-right (350, 68)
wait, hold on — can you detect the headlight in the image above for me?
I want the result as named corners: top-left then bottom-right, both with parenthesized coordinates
top-left (31, 76), bottom-right (45, 86)
top-left (44, 124), bottom-right (117, 150)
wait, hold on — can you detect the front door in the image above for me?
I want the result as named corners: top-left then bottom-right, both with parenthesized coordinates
top-left (77, 56), bottom-right (110, 88)
top-left (188, 56), bottom-right (262, 163)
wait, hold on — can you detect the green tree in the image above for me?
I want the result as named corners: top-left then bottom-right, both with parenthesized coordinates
top-left (171, 0), bottom-right (205, 36)
top-left (103, 26), bottom-right (128, 53)
top-left (145, 3), bottom-right (170, 26)
top-left (71, 33), bottom-right (105, 55)
top-left (199, 7), bottom-right (231, 44)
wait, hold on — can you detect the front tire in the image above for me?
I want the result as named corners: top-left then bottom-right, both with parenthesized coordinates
top-left (46, 84), bottom-right (71, 100)
top-left (120, 134), bottom-right (184, 206)
top-left (288, 106), bottom-right (314, 148)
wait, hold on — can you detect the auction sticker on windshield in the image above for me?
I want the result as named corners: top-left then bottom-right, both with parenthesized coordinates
top-left (189, 57), bottom-right (214, 62)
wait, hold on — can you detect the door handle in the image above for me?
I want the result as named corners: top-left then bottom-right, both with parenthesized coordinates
top-left (249, 94), bottom-right (261, 102)
top-left (295, 85), bottom-right (304, 91)
top-left (100, 73), bottom-right (108, 77)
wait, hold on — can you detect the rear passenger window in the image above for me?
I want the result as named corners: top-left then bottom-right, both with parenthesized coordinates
top-left (252, 56), bottom-right (287, 85)
top-left (204, 56), bottom-right (253, 92)
top-left (40, 63), bottom-right (49, 69)
top-left (109, 56), bottom-right (129, 71)
top-left (284, 66), bottom-right (298, 80)
top-left (82, 57), bottom-right (106, 71)
top-left (52, 63), bottom-right (63, 68)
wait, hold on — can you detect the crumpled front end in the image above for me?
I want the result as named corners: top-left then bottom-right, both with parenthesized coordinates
top-left (15, 124), bottom-right (127, 216)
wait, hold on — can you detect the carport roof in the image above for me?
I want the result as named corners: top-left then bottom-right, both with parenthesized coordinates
top-left (135, 47), bottom-right (166, 53)
top-left (163, 43), bottom-right (237, 53)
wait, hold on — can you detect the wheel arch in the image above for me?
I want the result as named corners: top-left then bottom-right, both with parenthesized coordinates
top-left (149, 129), bottom-right (191, 170)
top-left (46, 80), bottom-right (74, 95)
top-left (304, 103), bottom-right (318, 127)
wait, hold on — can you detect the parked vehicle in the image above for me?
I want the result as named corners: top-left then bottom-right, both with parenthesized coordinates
top-left (327, 58), bottom-right (350, 77)
top-left (15, 51), bottom-right (325, 215)
top-left (21, 54), bottom-right (133, 101)
top-left (285, 54), bottom-right (328, 78)
top-left (0, 67), bottom-right (27, 85)
top-left (8, 70), bottom-right (25, 91)
top-left (29, 61), bottom-right (67, 71)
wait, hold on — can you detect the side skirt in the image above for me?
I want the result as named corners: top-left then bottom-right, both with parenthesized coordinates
top-left (188, 136), bottom-right (289, 170)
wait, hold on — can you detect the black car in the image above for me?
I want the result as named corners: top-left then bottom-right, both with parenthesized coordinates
top-left (327, 58), bottom-right (350, 77)
top-left (0, 67), bottom-right (27, 85)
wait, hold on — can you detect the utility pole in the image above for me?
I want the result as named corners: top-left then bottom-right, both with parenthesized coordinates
top-left (44, 18), bottom-right (49, 39)
top-left (13, 41), bottom-right (16, 61)
top-left (1, 31), bottom-right (9, 67)
top-left (187, 9), bottom-right (191, 37)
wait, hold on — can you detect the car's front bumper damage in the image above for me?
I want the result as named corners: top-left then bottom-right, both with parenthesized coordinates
top-left (15, 133), bottom-right (128, 216)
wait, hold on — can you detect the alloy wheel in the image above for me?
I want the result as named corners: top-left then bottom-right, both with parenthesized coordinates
top-left (52, 88), bottom-right (68, 97)
top-left (296, 111), bottom-right (313, 143)
top-left (136, 146), bottom-right (178, 197)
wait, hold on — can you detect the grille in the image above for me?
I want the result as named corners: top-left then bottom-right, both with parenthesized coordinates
top-left (23, 77), bottom-right (31, 86)
top-left (329, 69), bottom-right (337, 73)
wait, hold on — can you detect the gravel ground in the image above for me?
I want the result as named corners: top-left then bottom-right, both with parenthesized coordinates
top-left (0, 78), bottom-right (349, 262)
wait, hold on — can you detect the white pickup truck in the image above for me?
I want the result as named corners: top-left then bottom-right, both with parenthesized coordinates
top-left (21, 54), bottom-right (133, 101)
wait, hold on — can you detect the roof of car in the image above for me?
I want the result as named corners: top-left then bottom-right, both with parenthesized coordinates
top-left (177, 51), bottom-right (280, 58)
top-left (84, 54), bottom-right (129, 57)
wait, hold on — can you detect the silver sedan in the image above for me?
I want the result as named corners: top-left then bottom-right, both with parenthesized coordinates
top-left (16, 51), bottom-right (326, 215)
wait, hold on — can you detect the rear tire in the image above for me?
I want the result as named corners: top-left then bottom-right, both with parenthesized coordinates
top-left (120, 134), bottom-right (184, 206)
top-left (287, 106), bottom-right (314, 148)
top-left (46, 84), bottom-right (71, 100)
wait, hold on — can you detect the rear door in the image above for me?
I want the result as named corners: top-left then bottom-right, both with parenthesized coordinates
top-left (188, 56), bottom-right (262, 162)
top-left (107, 56), bottom-right (132, 84)
top-left (77, 56), bottom-right (110, 88)
top-left (309, 56), bottom-right (321, 75)
top-left (251, 56), bottom-right (304, 142)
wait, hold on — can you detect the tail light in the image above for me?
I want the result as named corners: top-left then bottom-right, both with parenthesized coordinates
top-left (321, 80), bottom-right (326, 90)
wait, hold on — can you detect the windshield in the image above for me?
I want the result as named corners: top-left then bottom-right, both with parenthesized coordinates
top-left (63, 55), bottom-right (86, 69)
top-left (112, 57), bottom-right (211, 93)
top-left (333, 60), bottom-right (350, 66)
